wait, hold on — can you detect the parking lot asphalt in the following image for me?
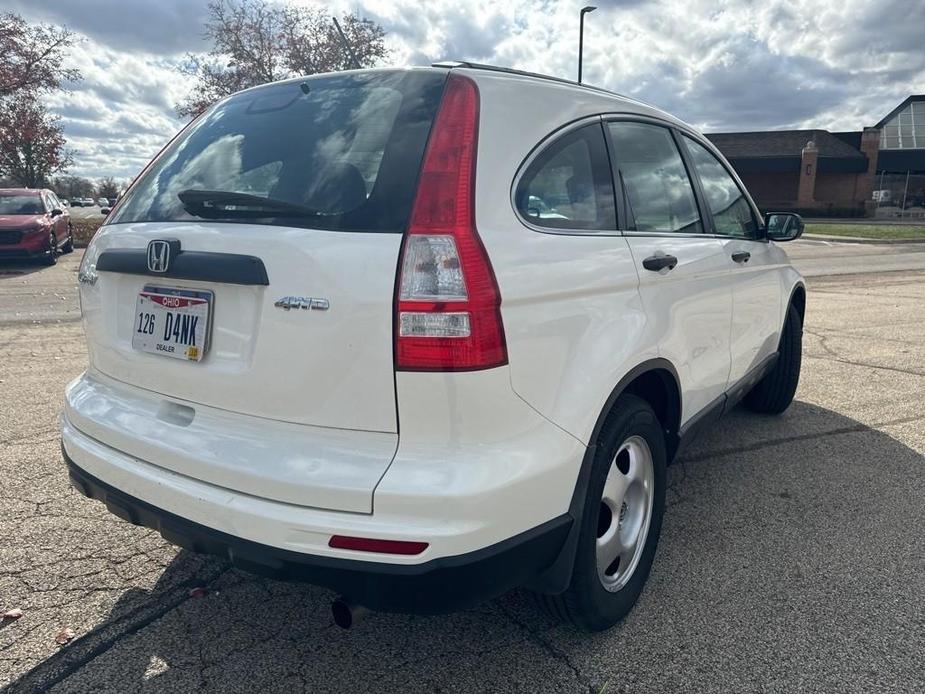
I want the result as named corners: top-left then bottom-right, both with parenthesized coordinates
top-left (65, 206), bottom-right (107, 222)
top-left (2, 244), bottom-right (924, 693)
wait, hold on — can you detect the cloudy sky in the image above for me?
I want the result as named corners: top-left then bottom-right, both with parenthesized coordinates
top-left (7, 0), bottom-right (925, 180)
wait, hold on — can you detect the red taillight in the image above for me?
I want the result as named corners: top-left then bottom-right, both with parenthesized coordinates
top-left (394, 73), bottom-right (507, 372)
top-left (328, 535), bottom-right (429, 555)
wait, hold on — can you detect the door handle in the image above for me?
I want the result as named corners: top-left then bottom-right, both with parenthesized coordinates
top-left (731, 251), bottom-right (751, 264)
top-left (642, 254), bottom-right (678, 272)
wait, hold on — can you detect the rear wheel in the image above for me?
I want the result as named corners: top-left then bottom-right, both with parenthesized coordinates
top-left (744, 304), bottom-right (802, 414)
top-left (534, 394), bottom-right (666, 632)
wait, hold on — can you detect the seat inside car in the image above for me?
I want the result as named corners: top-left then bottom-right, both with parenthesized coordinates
top-left (304, 162), bottom-right (368, 213)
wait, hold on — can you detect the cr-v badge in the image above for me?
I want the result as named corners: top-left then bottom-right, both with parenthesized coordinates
top-left (274, 296), bottom-right (330, 311)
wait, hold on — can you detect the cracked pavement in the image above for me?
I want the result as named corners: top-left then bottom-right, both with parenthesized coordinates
top-left (2, 245), bottom-right (925, 693)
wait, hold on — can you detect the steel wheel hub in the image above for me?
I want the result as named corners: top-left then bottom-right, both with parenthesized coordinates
top-left (595, 435), bottom-right (655, 592)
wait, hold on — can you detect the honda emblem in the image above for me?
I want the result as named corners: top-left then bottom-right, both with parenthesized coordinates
top-left (147, 240), bottom-right (171, 273)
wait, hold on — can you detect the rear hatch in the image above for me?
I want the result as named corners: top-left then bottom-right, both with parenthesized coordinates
top-left (78, 69), bottom-right (448, 509)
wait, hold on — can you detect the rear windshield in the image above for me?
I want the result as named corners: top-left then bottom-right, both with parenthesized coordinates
top-left (0, 195), bottom-right (43, 215)
top-left (110, 70), bottom-right (447, 233)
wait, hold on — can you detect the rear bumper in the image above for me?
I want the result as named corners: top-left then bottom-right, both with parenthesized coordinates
top-left (64, 368), bottom-right (585, 560)
top-left (64, 449), bottom-right (572, 613)
top-left (61, 364), bottom-right (587, 611)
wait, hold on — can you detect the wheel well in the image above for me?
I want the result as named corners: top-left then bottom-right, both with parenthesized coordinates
top-left (618, 369), bottom-right (681, 462)
top-left (790, 285), bottom-right (806, 325)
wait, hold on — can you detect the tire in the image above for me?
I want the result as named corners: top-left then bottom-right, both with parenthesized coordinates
top-left (744, 303), bottom-right (802, 415)
top-left (62, 224), bottom-right (75, 254)
top-left (534, 394), bottom-right (666, 632)
top-left (42, 232), bottom-right (59, 266)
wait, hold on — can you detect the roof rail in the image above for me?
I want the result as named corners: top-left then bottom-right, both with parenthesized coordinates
top-left (431, 60), bottom-right (629, 101)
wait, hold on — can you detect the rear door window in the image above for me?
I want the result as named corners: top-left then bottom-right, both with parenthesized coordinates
top-left (515, 123), bottom-right (616, 231)
top-left (110, 70), bottom-right (447, 233)
top-left (606, 121), bottom-right (703, 234)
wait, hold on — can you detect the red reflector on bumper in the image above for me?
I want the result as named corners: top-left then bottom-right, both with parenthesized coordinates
top-left (328, 535), bottom-right (429, 555)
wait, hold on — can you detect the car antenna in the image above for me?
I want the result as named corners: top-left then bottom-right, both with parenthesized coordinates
top-left (332, 16), bottom-right (361, 69)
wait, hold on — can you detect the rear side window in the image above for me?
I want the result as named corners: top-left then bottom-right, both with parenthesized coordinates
top-left (682, 136), bottom-right (759, 238)
top-left (606, 122), bottom-right (702, 234)
top-left (110, 70), bottom-right (447, 232)
top-left (515, 123), bottom-right (615, 231)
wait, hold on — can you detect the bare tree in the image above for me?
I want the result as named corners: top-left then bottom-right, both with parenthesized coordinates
top-left (0, 12), bottom-right (81, 98)
top-left (177, 0), bottom-right (388, 118)
top-left (0, 95), bottom-right (73, 187)
top-left (97, 176), bottom-right (119, 199)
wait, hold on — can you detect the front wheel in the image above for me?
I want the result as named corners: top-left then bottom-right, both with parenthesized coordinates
top-left (534, 394), bottom-right (666, 632)
top-left (42, 232), bottom-right (59, 266)
top-left (744, 303), bottom-right (802, 414)
top-left (62, 224), bottom-right (75, 253)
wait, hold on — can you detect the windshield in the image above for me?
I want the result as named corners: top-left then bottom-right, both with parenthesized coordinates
top-left (0, 195), bottom-right (44, 215)
top-left (110, 69), bottom-right (447, 233)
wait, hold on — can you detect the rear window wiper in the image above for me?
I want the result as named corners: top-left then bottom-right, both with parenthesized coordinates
top-left (178, 189), bottom-right (322, 218)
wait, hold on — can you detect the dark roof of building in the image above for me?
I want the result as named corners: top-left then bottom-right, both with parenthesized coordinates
top-left (832, 131), bottom-right (862, 149)
top-left (875, 95), bottom-right (925, 128)
top-left (705, 129), bottom-right (865, 159)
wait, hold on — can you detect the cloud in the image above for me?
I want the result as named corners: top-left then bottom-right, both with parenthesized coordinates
top-left (3, 0), bottom-right (211, 55)
top-left (8, 0), bottom-right (924, 180)
top-left (365, 0), bottom-right (925, 134)
top-left (38, 36), bottom-right (196, 179)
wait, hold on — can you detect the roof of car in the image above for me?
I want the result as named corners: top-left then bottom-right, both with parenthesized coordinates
top-left (250, 63), bottom-right (659, 117)
top-left (436, 61), bottom-right (701, 140)
top-left (434, 60), bottom-right (657, 110)
top-left (0, 188), bottom-right (42, 196)
top-left (234, 63), bottom-right (692, 136)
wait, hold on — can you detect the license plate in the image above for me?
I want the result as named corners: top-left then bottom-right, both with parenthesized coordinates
top-left (132, 285), bottom-right (212, 361)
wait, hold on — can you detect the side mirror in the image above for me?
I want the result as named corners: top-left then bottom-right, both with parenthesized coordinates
top-left (765, 212), bottom-right (804, 242)
top-left (50, 208), bottom-right (63, 217)
top-left (100, 207), bottom-right (111, 216)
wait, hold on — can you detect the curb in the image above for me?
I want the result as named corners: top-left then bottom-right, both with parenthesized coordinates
top-left (804, 218), bottom-right (925, 226)
top-left (802, 234), bottom-right (925, 245)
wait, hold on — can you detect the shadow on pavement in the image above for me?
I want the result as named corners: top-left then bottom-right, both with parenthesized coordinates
top-left (9, 400), bottom-right (925, 693)
top-left (0, 260), bottom-right (54, 278)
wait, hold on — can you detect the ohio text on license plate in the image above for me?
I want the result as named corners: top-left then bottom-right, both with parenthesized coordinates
top-left (132, 285), bottom-right (212, 361)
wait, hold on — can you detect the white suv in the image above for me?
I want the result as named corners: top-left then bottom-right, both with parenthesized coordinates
top-left (63, 63), bottom-right (805, 631)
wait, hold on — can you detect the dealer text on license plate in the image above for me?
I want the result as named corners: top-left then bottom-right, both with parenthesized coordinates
top-left (131, 285), bottom-right (212, 361)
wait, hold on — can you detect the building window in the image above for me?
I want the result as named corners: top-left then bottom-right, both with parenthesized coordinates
top-left (880, 101), bottom-right (925, 150)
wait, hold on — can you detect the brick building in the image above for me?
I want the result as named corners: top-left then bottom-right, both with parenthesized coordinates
top-left (706, 95), bottom-right (925, 217)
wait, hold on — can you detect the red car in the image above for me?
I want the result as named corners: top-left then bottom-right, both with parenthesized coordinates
top-left (0, 188), bottom-right (74, 265)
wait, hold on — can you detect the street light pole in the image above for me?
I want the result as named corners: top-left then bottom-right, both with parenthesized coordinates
top-left (578, 6), bottom-right (597, 84)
